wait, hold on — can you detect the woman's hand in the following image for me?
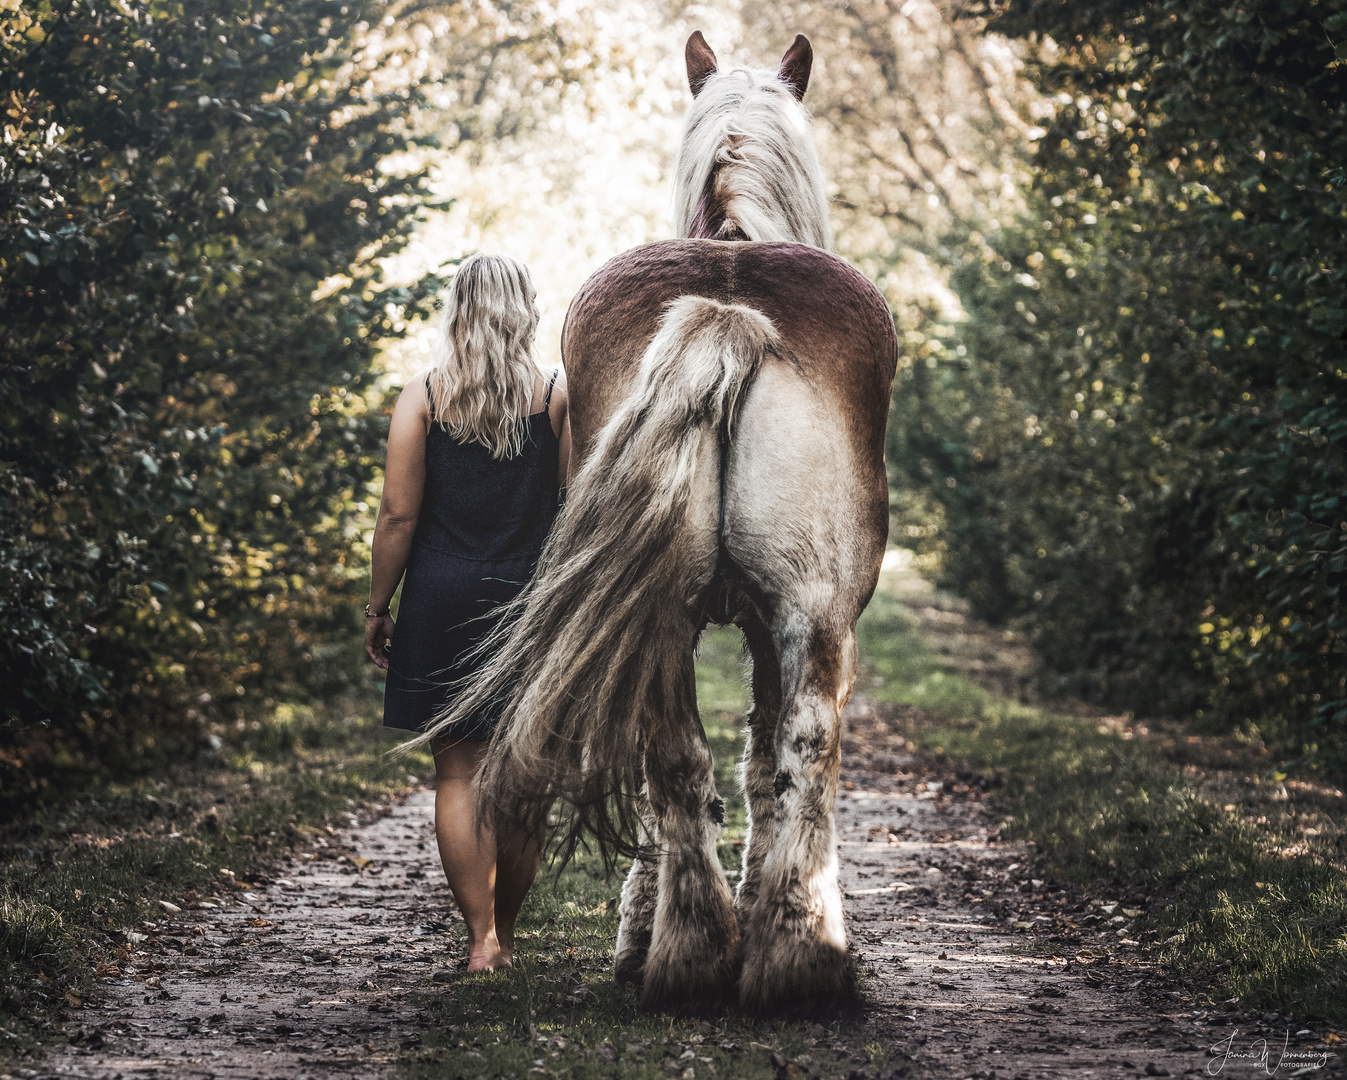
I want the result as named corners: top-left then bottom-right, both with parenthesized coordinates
top-left (365, 614), bottom-right (396, 670)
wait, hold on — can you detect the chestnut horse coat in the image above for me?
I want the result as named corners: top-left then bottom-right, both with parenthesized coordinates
top-left (563, 241), bottom-right (895, 483)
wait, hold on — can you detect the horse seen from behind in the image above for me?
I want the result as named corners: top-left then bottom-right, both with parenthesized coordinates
top-left (425, 31), bottom-right (899, 1013)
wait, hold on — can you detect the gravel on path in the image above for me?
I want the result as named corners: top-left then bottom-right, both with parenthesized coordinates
top-left (837, 697), bottom-right (1344, 1080)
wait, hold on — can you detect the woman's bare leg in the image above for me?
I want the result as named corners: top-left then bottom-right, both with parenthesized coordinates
top-left (492, 818), bottom-right (543, 963)
top-left (432, 739), bottom-right (505, 972)
top-left (431, 738), bottom-right (544, 970)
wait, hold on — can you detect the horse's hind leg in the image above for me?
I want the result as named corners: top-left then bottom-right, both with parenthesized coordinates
top-left (639, 644), bottom-right (740, 1010)
top-left (722, 361), bottom-right (884, 1012)
top-left (737, 615), bottom-right (856, 1012)
top-left (614, 796), bottom-right (659, 987)
top-left (735, 616), bottom-right (782, 915)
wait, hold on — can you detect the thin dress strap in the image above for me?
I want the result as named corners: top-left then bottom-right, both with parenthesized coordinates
top-left (424, 372), bottom-right (435, 422)
top-left (542, 368), bottom-right (560, 413)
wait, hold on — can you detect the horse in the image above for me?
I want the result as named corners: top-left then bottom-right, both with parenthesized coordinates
top-left (424, 31), bottom-right (898, 1013)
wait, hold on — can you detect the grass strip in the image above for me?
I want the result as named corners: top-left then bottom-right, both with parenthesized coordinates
top-left (857, 570), bottom-right (1347, 1025)
top-left (401, 845), bottom-right (906, 1080)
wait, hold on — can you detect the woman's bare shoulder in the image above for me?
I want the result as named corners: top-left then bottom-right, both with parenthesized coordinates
top-left (402, 367), bottom-right (436, 398)
top-left (392, 367), bottom-right (435, 425)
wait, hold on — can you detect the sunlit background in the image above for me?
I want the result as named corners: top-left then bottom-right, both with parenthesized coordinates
top-left (374, 0), bottom-right (1041, 378)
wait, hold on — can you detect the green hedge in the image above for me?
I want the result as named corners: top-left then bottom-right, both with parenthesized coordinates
top-left (0, 0), bottom-right (440, 799)
top-left (891, 0), bottom-right (1346, 764)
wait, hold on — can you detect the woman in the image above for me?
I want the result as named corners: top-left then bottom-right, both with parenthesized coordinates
top-left (363, 253), bottom-right (569, 972)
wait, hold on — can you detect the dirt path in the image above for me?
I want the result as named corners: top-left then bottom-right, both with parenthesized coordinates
top-left (834, 697), bottom-right (1330, 1080)
top-left (36, 790), bottom-right (447, 1079)
top-left (31, 715), bottom-right (1340, 1079)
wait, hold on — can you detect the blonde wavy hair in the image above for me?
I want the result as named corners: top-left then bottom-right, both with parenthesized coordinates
top-left (427, 252), bottom-right (541, 460)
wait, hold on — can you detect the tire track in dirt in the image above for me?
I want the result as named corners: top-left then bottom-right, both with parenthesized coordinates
top-left (30, 716), bottom-right (1342, 1079)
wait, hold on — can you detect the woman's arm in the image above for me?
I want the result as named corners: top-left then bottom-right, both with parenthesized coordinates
top-left (365, 377), bottom-right (430, 669)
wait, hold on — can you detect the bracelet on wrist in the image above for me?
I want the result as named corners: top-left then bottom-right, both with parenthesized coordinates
top-left (365, 604), bottom-right (391, 619)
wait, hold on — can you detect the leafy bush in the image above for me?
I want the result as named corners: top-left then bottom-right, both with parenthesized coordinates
top-left (893, 0), bottom-right (1347, 763)
top-left (0, 0), bottom-right (439, 798)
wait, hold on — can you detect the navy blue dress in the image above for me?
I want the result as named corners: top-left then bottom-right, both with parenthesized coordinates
top-left (382, 372), bottom-right (561, 738)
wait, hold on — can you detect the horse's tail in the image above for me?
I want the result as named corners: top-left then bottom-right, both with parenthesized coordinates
top-left (421, 295), bottom-right (779, 865)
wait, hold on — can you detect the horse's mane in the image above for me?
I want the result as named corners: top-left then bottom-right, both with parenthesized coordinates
top-left (671, 66), bottom-right (833, 251)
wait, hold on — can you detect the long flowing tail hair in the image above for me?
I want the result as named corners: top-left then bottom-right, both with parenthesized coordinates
top-left (418, 296), bottom-right (780, 863)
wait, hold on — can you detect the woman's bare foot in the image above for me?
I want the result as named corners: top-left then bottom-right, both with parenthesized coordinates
top-left (466, 933), bottom-right (510, 972)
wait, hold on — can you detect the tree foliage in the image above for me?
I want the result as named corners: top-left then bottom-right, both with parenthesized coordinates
top-left (891, 0), bottom-right (1347, 762)
top-left (0, 0), bottom-right (439, 795)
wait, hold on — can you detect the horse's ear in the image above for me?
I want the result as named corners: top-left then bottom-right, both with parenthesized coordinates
top-left (686, 31), bottom-right (718, 97)
top-left (778, 34), bottom-right (812, 100)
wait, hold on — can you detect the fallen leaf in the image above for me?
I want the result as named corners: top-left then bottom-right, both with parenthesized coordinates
top-left (351, 857), bottom-right (373, 870)
top-left (158, 900), bottom-right (181, 914)
top-left (64, 990), bottom-right (86, 1008)
top-left (938, 951), bottom-right (948, 960)
top-left (1122, 908), bottom-right (1143, 918)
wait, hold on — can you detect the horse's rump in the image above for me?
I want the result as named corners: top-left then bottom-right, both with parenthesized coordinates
top-left (563, 239), bottom-right (896, 469)
top-left (565, 238), bottom-right (896, 632)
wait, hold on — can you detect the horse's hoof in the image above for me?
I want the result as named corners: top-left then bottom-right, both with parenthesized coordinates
top-left (614, 956), bottom-right (645, 989)
top-left (737, 936), bottom-right (856, 1015)
top-left (638, 942), bottom-right (740, 1014)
